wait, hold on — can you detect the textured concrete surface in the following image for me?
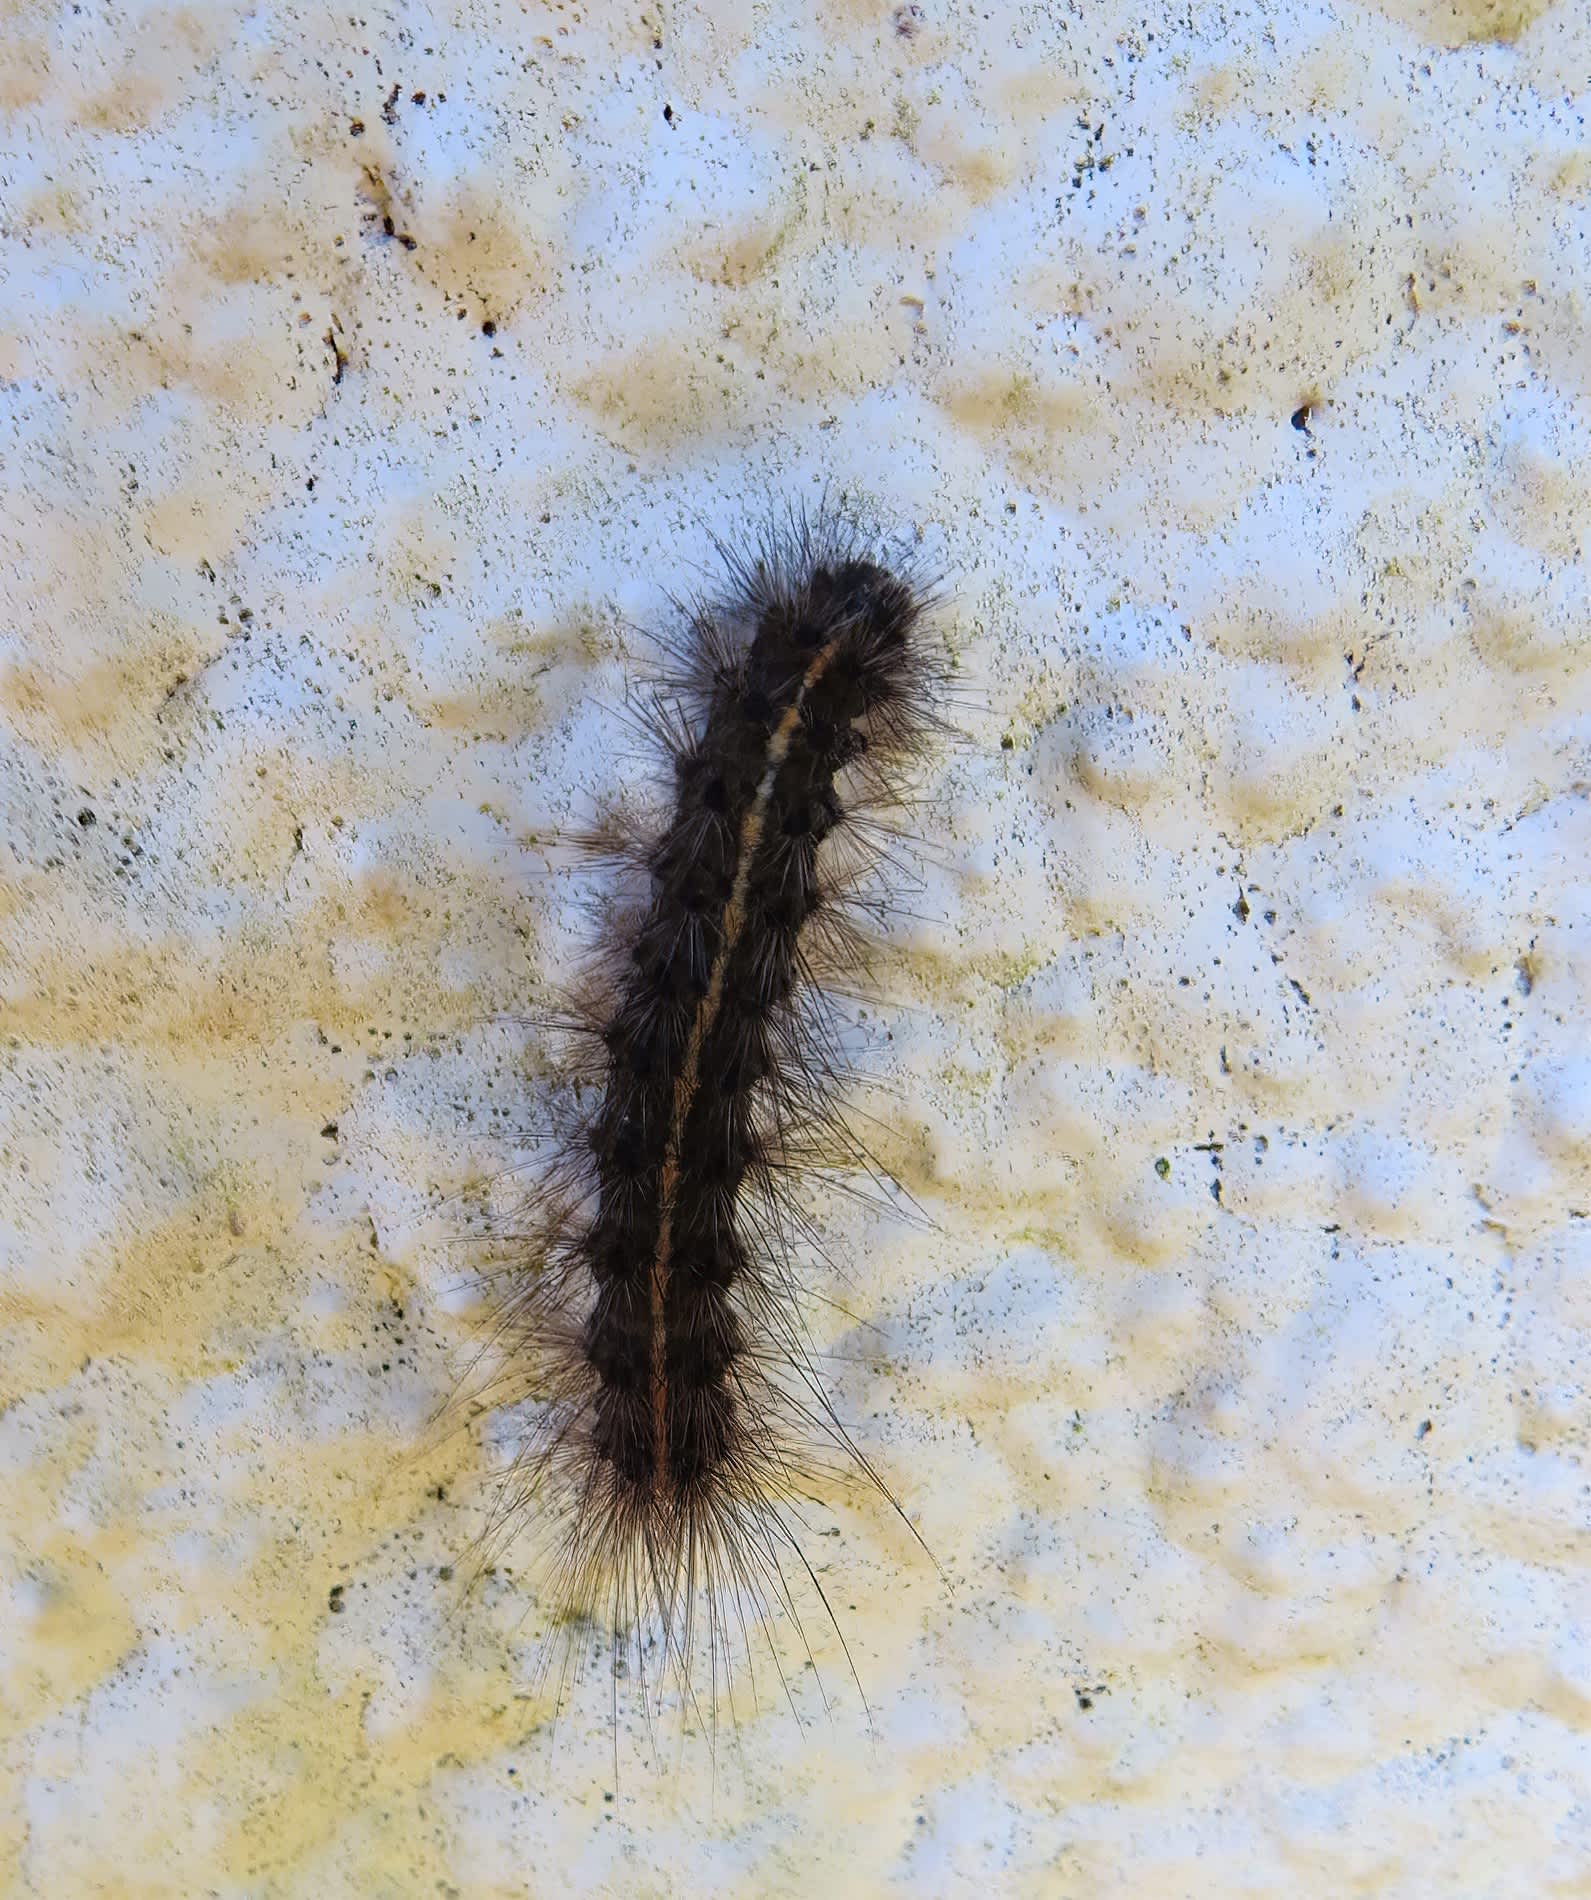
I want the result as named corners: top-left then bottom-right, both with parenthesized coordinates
top-left (1, 0), bottom-right (1588, 1893)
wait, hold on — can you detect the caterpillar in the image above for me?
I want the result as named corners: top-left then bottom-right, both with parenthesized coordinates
top-left (471, 509), bottom-right (946, 1728)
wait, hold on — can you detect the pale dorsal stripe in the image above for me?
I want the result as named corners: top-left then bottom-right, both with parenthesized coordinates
top-left (646, 636), bottom-right (842, 1488)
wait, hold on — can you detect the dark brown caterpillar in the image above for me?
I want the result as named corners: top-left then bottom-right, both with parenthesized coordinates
top-left (477, 511), bottom-right (945, 1719)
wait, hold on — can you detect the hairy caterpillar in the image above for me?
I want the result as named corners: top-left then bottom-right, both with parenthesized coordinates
top-left (471, 510), bottom-right (946, 1728)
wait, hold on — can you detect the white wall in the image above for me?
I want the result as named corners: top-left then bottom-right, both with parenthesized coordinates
top-left (1, 0), bottom-right (1587, 1892)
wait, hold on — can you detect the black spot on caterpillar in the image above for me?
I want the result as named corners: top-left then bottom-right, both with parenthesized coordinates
top-left (466, 509), bottom-right (948, 1733)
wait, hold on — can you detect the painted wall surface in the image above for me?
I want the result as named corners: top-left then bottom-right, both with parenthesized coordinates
top-left (2, 0), bottom-right (1587, 1893)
